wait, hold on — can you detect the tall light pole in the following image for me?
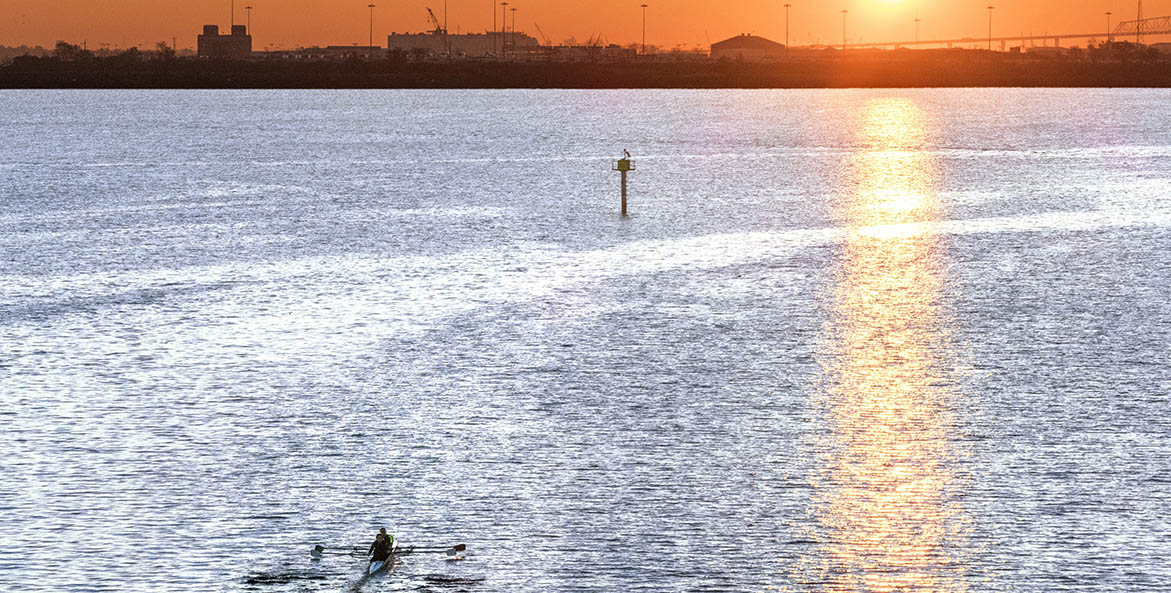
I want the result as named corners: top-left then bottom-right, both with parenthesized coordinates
top-left (500, 2), bottom-right (509, 56)
top-left (492, 0), bottom-right (497, 54)
top-left (1106, 11), bottom-right (1112, 44)
top-left (986, 6), bottom-right (994, 51)
top-left (231, 0), bottom-right (235, 27)
top-left (641, 4), bottom-right (648, 55)
top-left (784, 3), bottom-right (791, 53)
top-left (510, 7), bottom-right (517, 54)
top-left (914, 5), bottom-right (920, 47)
top-left (841, 9), bottom-right (848, 51)
top-left (1137, 0), bottom-right (1144, 44)
top-left (368, 3), bottom-right (376, 58)
top-left (246, 5), bottom-right (252, 34)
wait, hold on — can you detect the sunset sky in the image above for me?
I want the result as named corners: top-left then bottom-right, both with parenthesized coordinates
top-left (0, 0), bottom-right (1163, 51)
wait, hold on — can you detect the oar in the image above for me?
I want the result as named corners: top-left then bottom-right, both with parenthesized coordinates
top-left (312, 543), bottom-right (465, 558)
top-left (400, 544), bottom-right (466, 556)
top-left (410, 544), bottom-right (465, 551)
top-left (310, 544), bottom-right (368, 558)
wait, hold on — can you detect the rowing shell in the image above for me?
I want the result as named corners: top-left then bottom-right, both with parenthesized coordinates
top-left (367, 539), bottom-right (399, 576)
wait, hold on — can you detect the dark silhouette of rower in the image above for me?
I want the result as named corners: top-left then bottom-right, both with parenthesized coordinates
top-left (368, 528), bottom-right (393, 562)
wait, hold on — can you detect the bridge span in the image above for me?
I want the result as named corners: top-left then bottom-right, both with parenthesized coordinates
top-left (839, 15), bottom-right (1171, 50)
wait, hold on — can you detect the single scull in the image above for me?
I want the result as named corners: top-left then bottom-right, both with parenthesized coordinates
top-left (366, 537), bottom-right (399, 576)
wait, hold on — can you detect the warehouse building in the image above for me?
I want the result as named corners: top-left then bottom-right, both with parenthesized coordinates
top-left (710, 34), bottom-right (786, 61)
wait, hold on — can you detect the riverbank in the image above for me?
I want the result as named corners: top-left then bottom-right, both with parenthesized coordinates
top-left (4, 51), bottom-right (1171, 88)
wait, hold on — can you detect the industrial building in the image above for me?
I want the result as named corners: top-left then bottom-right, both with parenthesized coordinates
top-left (197, 25), bottom-right (252, 59)
top-left (710, 34), bottom-right (786, 61)
top-left (387, 31), bottom-right (539, 57)
top-left (1025, 46), bottom-right (1070, 57)
top-left (546, 44), bottom-right (637, 61)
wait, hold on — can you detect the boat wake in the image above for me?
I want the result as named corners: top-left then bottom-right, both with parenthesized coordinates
top-left (243, 569), bottom-right (328, 585)
top-left (424, 574), bottom-right (486, 586)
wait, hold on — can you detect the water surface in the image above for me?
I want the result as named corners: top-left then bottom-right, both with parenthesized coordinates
top-left (1, 89), bottom-right (1170, 592)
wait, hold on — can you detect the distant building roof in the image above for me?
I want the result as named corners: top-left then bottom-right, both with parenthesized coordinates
top-left (711, 34), bottom-right (785, 51)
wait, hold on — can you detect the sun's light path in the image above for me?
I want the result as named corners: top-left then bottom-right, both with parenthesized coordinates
top-left (795, 98), bottom-right (975, 592)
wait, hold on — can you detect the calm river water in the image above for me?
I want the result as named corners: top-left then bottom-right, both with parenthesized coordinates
top-left (1, 89), bottom-right (1170, 592)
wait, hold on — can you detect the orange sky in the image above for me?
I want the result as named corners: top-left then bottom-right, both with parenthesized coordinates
top-left (0, 0), bottom-right (1165, 50)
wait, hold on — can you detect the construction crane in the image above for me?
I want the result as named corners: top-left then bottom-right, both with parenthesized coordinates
top-left (533, 22), bottom-right (552, 46)
top-left (425, 7), bottom-right (445, 35)
top-left (425, 6), bottom-right (448, 55)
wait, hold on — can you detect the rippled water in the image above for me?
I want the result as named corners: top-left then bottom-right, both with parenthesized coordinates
top-left (2, 89), bottom-right (1170, 592)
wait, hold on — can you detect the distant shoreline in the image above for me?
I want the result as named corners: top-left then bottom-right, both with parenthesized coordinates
top-left (4, 52), bottom-right (1171, 89)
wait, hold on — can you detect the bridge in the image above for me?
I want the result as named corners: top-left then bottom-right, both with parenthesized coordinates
top-left (839, 16), bottom-right (1171, 50)
top-left (1114, 15), bottom-right (1171, 40)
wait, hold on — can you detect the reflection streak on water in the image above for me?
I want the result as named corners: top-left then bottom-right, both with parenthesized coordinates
top-left (810, 98), bottom-right (968, 592)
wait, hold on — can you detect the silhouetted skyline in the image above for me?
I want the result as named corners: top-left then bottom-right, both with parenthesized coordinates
top-left (1, 0), bottom-right (1167, 51)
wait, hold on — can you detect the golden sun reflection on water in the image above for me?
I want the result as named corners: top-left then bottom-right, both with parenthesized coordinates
top-left (803, 98), bottom-right (970, 592)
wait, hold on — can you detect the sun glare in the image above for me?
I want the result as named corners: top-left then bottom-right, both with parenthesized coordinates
top-left (795, 98), bottom-right (972, 592)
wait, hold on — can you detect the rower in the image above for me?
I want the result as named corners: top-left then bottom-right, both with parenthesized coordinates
top-left (368, 528), bottom-right (394, 564)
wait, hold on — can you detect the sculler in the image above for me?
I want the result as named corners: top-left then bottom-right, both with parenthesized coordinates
top-left (368, 528), bottom-right (394, 566)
